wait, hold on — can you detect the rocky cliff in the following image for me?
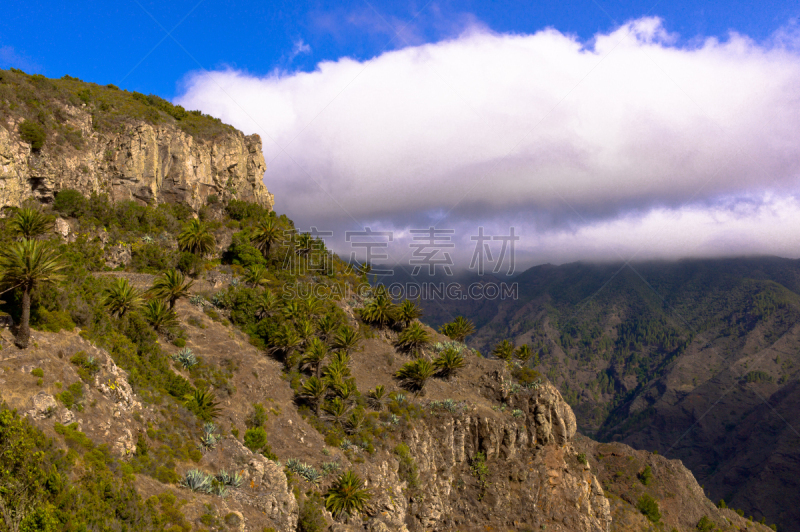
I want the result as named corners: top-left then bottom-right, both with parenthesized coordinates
top-left (0, 69), bottom-right (273, 211)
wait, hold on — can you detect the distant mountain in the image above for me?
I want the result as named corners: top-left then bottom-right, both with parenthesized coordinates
top-left (408, 256), bottom-right (800, 530)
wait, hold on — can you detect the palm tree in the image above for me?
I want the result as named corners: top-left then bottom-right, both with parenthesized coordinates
top-left (102, 277), bottom-right (143, 318)
top-left (324, 397), bottom-right (349, 426)
top-left (367, 385), bottom-right (387, 410)
top-left (299, 376), bottom-right (328, 417)
top-left (273, 324), bottom-right (302, 367)
top-left (439, 316), bottom-right (476, 342)
top-left (322, 356), bottom-right (351, 385)
top-left (433, 347), bottom-right (466, 379)
top-left (316, 313), bottom-right (339, 343)
top-left (303, 295), bottom-right (325, 317)
top-left (244, 264), bottom-right (269, 287)
top-left (332, 326), bottom-right (360, 356)
top-left (251, 217), bottom-right (281, 259)
top-left (9, 207), bottom-right (54, 239)
top-left (142, 300), bottom-right (179, 333)
top-left (325, 471), bottom-right (371, 518)
top-left (184, 387), bottom-right (221, 421)
top-left (0, 239), bottom-right (65, 348)
top-left (360, 294), bottom-right (396, 327)
top-left (515, 344), bottom-right (533, 365)
top-left (300, 337), bottom-right (329, 378)
top-left (150, 269), bottom-right (194, 309)
top-left (395, 359), bottom-right (435, 395)
top-left (396, 299), bottom-right (422, 328)
top-left (492, 339), bottom-right (515, 362)
top-left (255, 290), bottom-right (278, 320)
top-left (296, 318), bottom-right (316, 344)
top-left (177, 219), bottom-right (216, 256)
top-left (396, 322), bottom-right (431, 358)
top-left (282, 300), bottom-right (303, 322)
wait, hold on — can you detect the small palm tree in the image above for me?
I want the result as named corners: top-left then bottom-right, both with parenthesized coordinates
top-left (300, 376), bottom-right (328, 417)
top-left (515, 344), bottom-right (533, 364)
top-left (142, 300), bottom-right (179, 332)
top-left (303, 295), bottom-right (325, 317)
top-left (255, 290), bottom-right (278, 320)
top-left (433, 347), bottom-right (466, 379)
top-left (301, 337), bottom-right (329, 379)
top-left (296, 318), bottom-right (316, 344)
top-left (367, 385), bottom-right (387, 410)
top-left (395, 359), bottom-right (435, 394)
top-left (325, 471), bottom-right (371, 518)
top-left (360, 294), bottom-right (396, 327)
top-left (439, 316), bottom-right (476, 342)
top-left (332, 325), bottom-right (360, 355)
top-left (9, 207), bottom-right (54, 239)
top-left (184, 387), bottom-right (221, 421)
top-left (324, 397), bottom-right (349, 426)
top-left (322, 357), bottom-right (351, 385)
top-left (396, 322), bottom-right (431, 358)
top-left (333, 379), bottom-right (357, 403)
top-left (251, 217), bottom-right (281, 259)
top-left (0, 239), bottom-right (66, 348)
top-left (102, 277), bottom-right (143, 318)
top-left (345, 408), bottom-right (366, 435)
top-left (244, 264), bottom-right (269, 287)
top-left (316, 313), bottom-right (340, 343)
top-left (396, 299), bottom-right (422, 328)
top-left (177, 219), bottom-right (216, 255)
top-left (273, 324), bottom-right (302, 366)
top-left (150, 269), bottom-right (194, 309)
top-left (492, 339), bottom-right (515, 362)
top-left (282, 300), bottom-right (303, 322)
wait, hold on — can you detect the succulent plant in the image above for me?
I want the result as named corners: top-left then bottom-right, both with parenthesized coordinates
top-left (182, 469), bottom-right (211, 492)
top-left (172, 348), bottom-right (197, 369)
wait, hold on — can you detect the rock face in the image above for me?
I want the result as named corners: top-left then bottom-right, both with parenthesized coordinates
top-left (361, 381), bottom-right (611, 532)
top-left (0, 110), bottom-right (273, 211)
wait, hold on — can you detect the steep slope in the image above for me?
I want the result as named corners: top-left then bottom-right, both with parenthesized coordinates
top-left (419, 257), bottom-right (800, 530)
top-left (0, 69), bottom-right (273, 210)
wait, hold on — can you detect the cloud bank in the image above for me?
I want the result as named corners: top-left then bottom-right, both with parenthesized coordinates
top-left (175, 17), bottom-right (800, 267)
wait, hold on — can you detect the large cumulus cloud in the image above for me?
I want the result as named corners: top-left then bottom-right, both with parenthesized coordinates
top-left (175, 17), bottom-right (800, 267)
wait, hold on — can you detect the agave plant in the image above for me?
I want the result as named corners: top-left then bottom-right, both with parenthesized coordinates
top-left (173, 347), bottom-right (198, 369)
top-left (321, 460), bottom-right (342, 476)
top-left (325, 470), bottom-right (371, 518)
top-left (189, 294), bottom-right (206, 307)
top-left (200, 422), bottom-right (220, 449)
top-left (141, 235), bottom-right (154, 244)
top-left (181, 469), bottom-right (211, 492)
top-left (216, 469), bottom-right (243, 488)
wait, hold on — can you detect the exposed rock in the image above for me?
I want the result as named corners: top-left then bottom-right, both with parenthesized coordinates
top-left (54, 217), bottom-right (71, 238)
top-left (26, 392), bottom-right (58, 420)
top-left (104, 243), bottom-right (131, 269)
top-left (0, 107), bottom-right (273, 212)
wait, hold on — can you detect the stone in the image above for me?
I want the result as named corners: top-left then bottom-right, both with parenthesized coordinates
top-left (26, 392), bottom-right (58, 420)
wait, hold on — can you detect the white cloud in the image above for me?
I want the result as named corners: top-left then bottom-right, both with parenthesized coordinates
top-left (175, 17), bottom-right (800, 265)
top-left (288, 39), bottom-right (311, 63)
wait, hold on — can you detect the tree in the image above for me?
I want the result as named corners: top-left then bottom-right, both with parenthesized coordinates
top-left (0, 239), bottom-right (65, 349)
top-left (515, 344), bottom-right (533, 365)
top-left (282, 300), bottom-right (304, 323)
top-left (492, 340), bottom-right (515, 362)
top-left (255, 290), bottom-right (278, 320)
top-left (177, 219), bottom-right (216, 255)
top-left (439, 316), bottom-right (475, 342)
top-left (9, 207), bottom-right (53, 240)
top-left (395, 359), bottom-right (435, 395)
top-left (396, 299), bottom-right (422, 328)
top-left (396, 322), bottom-right (431, 358)
top-left (244, 264), bottom-right (269, 287)
top-left (636, 494), bottom-right (661, 523)
top-left (301, 338), bottom-right (329, 379)
top-left (102, 277), bottom-right (143, 318)
top-left (433, 347), bottom-right (466, 379)
top-left (150, 269), bottom-right (194, 309)
top-left (325, 471), bottom-right (371, 518)
top-left (360, 294), bottom-right (396, 327)
top-left (316, 313), bottom-right (339, 343)
top-left (300, 377), bottom-right (328, 417)
top-left (142, 300), bottom-right (178, 333)
top-left (323, 397), bottom-right (349, 426)
top-left (332, 326), bottom-right (360, 356)
top-left (251, 217), bottom-right (281, 259)
top-left (273, 324), bottom-right (302, 367)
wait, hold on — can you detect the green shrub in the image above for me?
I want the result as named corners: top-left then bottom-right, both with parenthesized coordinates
top-left (638, 465), bottom-right (653, 485)
top-left (225, 200), bottom-right (270, 222)
top-left (577, 453), bottom-right (588, 466)
top-left (19, 120), bottom-right (46, 149)
top-left (697, 515), bottom-right (715, 532)
top-left (56, 382), bottom-right (84, 411)
top-left (31, 307), bottom-right (75, 333)
top-left (31, 367), bottom-right (44, 378)
top-left (53, 189), bottom-right (87, 217)
top-left (637, 493), bottom-right (661, 523)
top-left (243, 427), bottom-right (268, 452)
top-left (247, 403), bottom-right (268, 428)
top-left (394, 443), bottom-right (419, 489)
top-left (298, 493), bottom-right (327, 532)
top-left (513, 366), bottom-right (541, 385)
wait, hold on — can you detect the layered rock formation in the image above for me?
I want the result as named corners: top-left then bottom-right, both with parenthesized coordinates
top-left (0, 107), bottom-right (273, 211)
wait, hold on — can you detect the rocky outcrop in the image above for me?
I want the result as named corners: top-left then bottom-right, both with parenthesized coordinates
top-left (0, 109), bottom-right (273, 211)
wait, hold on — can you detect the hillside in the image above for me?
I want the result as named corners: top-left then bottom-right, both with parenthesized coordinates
top-left (0, 69), bottom-right (273, 210)
top-left (413, 259), bottom-right (800, 531)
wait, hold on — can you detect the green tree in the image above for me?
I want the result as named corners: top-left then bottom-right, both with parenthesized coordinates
top-left (360, 293), bottom-right (396, 327)
top-left (142, 299), bottom-right (179, 333)
top-left (637, 493), bottom-right (661, 523)
top-left (300, 377), bottom-right (328, 417)
top-left (332, 326), bottom-right (360, 356)
top-left (433, 347), bottom-right (466, 379)
top-left (255, 289), bottom-right (278, 319)
top-left (395, 359), bottom-right (435, 395)
top-left (0, 239), bottom-right (66, 348)
top-left (396, 299), bottom-right (422, 328)
top-left (150, 269), bottom-right (194, 309)
top-left (9, 207), bottom-right (53, 240)
top-left (244, 264), bottom-right (269, 287)
top-left (177, 218), bottom-right (216, 255)
top-left (316, 313), bottom-right (340, 343)
top-left (325, 471), bottom-right (371, 518)
top-left (396, 322), bottom-right (431, 358)
top-left (250, 217), bottom-right (281, 259)
top-left (515, 344), bottom-right (534, 364)
top-left (301, 338), bottom-right (329, 379)
top-left (439, 316), bottom-right (475, 342)
top-left (102, 277), bottom-right (143, 318)
top-left (18, 120), bottom-right (46, 150)
top-left (492, 340), bottom-right (515, 362)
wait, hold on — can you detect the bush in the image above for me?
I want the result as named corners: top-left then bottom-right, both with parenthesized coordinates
top-left (31, 367), bottom-right (44, 378)
top-left (247, 403), bottom-right (268, 428)
top-left (637, 493), bottom-right (661, 523)
top-left (53, 189), bottom-right (87, 217)
top-left (638, 465), bottom-right (653, 486)
top-left (394, 443), bottom-right (419, 489)
top-left (697, 515), bottom-right (715, 532)
top-left (19, 120), bottom-right (46, 149)
top-left (298, 493), bottom-right (327, 532)
top-left (243, 427), bottom-right (268, 452)
top-left (31, 307), bottom-right (75, 333)
top-left (225, 200), bottom-right (270, 222)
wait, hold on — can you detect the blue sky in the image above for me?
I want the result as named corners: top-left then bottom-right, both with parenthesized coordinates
top-left (1, 0), bottom-right (797, 98)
